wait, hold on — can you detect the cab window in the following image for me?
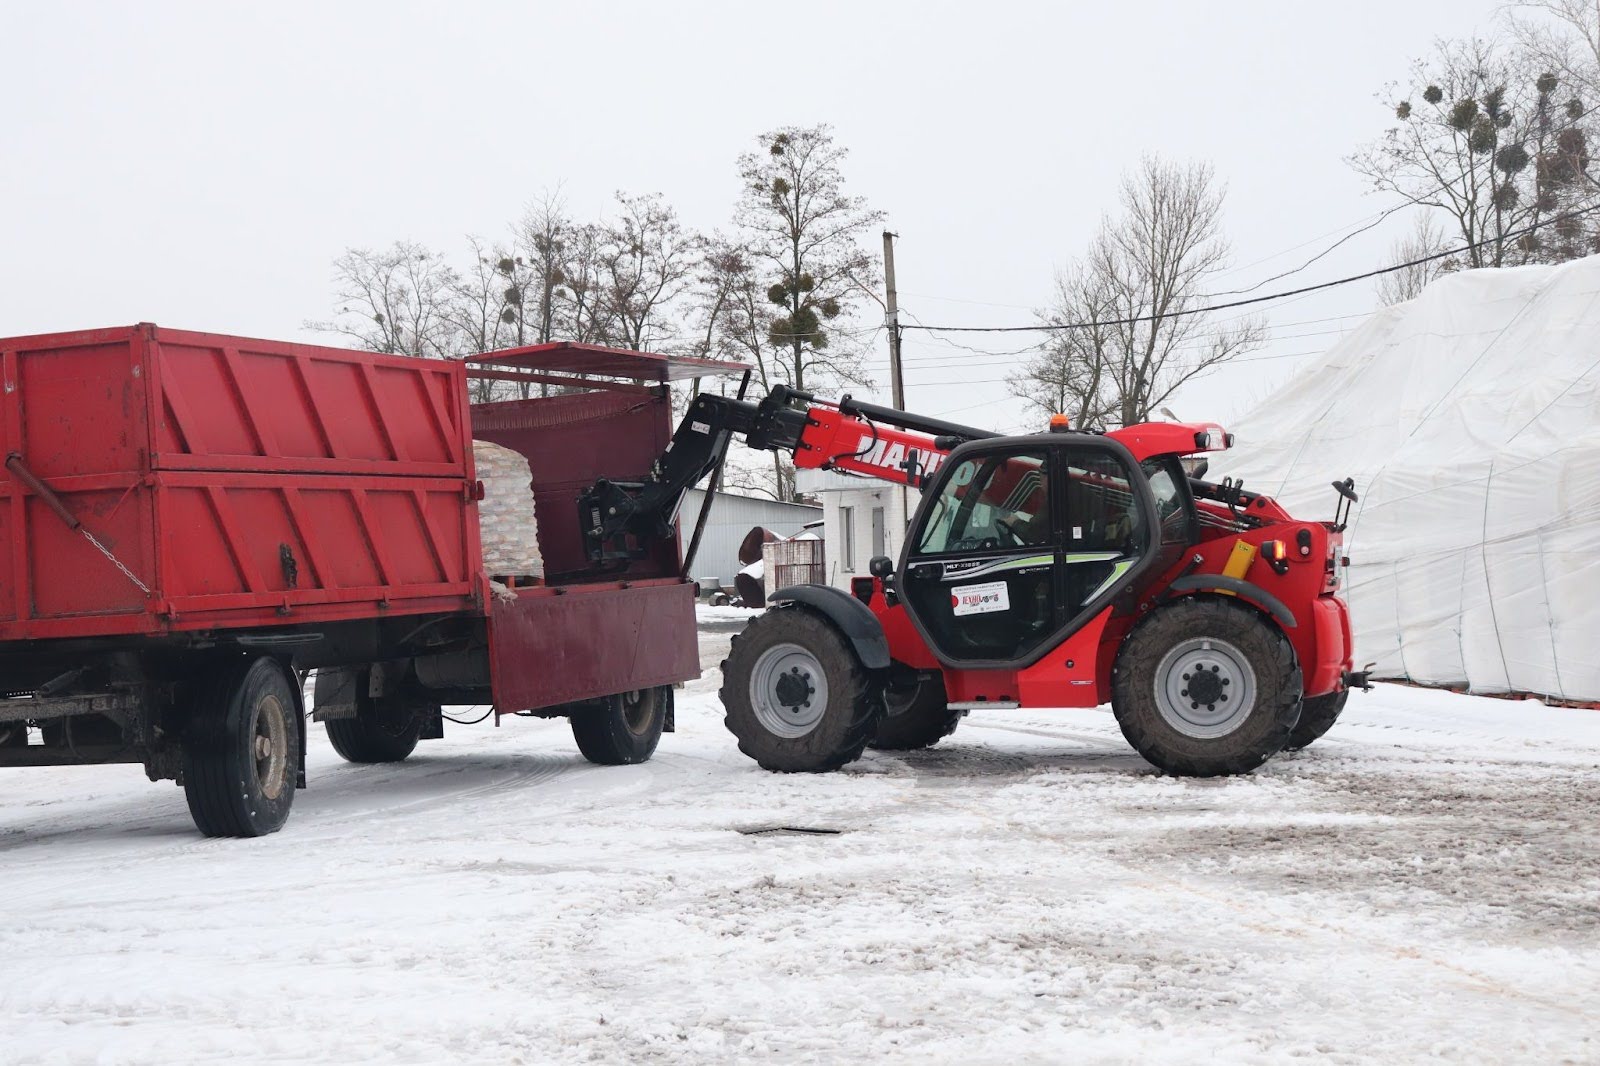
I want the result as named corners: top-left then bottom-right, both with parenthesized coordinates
top-left (916, 452), bottom-right (1050, 555)
top-left (1141, 457), bottom-right (1193, 545)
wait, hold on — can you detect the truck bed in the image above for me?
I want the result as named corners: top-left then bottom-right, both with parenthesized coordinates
top-left (0, 324), bottom-right (482, 639)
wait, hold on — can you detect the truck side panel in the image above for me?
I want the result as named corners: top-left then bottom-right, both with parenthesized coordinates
top-left (0, 324), bottom-right (481, 640)
top-left (487, 579), bottom-right (698, 712)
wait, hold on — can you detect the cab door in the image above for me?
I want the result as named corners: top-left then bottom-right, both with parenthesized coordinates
top-left (898, 440), bottom-right (1158, 669)
top-left (898, 446), bottom-right (1060, 665)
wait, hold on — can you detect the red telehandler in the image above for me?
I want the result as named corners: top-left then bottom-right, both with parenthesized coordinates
top-left (583, 384), bottom-right (1366, 777)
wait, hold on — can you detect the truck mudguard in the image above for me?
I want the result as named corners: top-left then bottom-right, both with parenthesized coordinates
top-left (768, 584), bottom-right (892, 670)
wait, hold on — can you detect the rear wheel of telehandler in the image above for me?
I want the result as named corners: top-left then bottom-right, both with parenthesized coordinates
top-left (720, 607), bottom-right (882, 772)
top-left (1112, 598), bottom-right (1302, 777)
top-left (571, 686), bottom-right (670, 765)
top-left (1284, 689), bottom-right (1349, 751)
top-left (183, 657), bottom-right (301, 838)
top-left (870, 675), bottom-right (962, 751)
top-left (326, 691), bottom-right (431, 764)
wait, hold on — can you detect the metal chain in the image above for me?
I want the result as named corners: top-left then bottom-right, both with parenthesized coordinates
top-left (80, 529), bottom-right (152, 595)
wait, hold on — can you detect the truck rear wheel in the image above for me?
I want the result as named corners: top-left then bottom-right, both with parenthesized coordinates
top-left (325, 693), bottom-right (430, 764)
top-left (720, 607), bottom-right (881, 772)
top-left (870, 675), bottom-right (962, 751)
top-left (1112, 598), bottom-right (1302, 777)
top-left (1285, 689), bottom-right (1349, 750)
top-left (183, 657), bottom-right (301, 838)
top-left (570, 686), bottom-right (670, 765)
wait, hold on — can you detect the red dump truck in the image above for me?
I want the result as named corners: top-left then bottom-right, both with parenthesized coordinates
top-left (0, 324), bottom-right (738, 836)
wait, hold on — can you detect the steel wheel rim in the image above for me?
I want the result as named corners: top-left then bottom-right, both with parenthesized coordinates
top-left (620, 689), bottom-right (655, 737)
top-left (749, 642), bottom-right (829, 739)
top-left (252, 693), bottom-right (290, 800)
top-left (1153, 637), bottom-right (1257, 739)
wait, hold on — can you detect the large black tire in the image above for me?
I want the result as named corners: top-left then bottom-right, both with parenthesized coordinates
top-left (869, 675), bottom-right (962, 751)
top-left (183, 657), bottom-right (301, 838)
top-left (720, 606), bottom-right (881, 772)
top-left (1285, 688), bottom-right (1349, 750)
top-left (325, 691), bottom-right (429, 764)
top-left (570, 686), bottom-right (670, 765)
top-left (1112, 598), bottom-right (1302, 777)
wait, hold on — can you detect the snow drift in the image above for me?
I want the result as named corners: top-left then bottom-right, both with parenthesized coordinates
top-left (1221, 255), bottom-right (1600, 700)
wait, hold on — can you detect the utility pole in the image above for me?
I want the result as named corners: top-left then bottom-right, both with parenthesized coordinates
top-left (882, 230), bottom-right (905, 411)
top-left (882, 230), bottom-right (910, 553)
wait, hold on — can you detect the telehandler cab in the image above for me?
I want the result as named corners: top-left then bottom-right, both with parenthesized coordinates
top-left (582, 384), bottom-right (1362, 777)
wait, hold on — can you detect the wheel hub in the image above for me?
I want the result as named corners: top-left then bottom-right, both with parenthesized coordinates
top-left (773, 668), bottom-right (813, 708)
top-left (1153, 638), bottom-right (1257, 739)
top-left (748, 643), bottom-right (830, 739)
top-left (620, 689), bottom-right (656, 736)
top-left (1187, 667), bottom-right (1226, 706)
top-left (252, 693), bottom-right (290, 800)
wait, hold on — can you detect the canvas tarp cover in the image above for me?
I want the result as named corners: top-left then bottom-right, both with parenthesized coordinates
top-left (1219, 256), bottom-right (1600, 700)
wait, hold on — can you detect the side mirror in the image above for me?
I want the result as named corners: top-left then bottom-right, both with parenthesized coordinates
top-left (868, 555), bottom-right (894, 579)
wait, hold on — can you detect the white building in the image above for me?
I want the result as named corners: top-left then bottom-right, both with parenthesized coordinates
top-left (794, 468), bottom-right (919, 590)
top-left (679, 488), bottom-right (821, 593)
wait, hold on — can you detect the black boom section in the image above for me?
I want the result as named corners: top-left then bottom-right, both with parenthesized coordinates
top-left (579, 389), bottom-right (810, 564)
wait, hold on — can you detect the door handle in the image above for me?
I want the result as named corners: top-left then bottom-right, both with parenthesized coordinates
top-left (910, 562), bottom-right (941, 580)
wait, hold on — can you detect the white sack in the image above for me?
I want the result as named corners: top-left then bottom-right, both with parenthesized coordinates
top-left (474, 440), bottom-right (544, 579)
top-left (1219, 256), bottom-right (1600, 700)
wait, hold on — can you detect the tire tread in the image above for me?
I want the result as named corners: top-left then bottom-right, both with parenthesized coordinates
top-left (719, 609), bottom-right (879, 772)
top-left (1112, 598), bottom-right (1302, 777)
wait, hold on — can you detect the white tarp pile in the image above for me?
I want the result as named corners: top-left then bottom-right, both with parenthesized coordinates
top-left (1221, 256), bottom-right (1600, 700)
top-left (473, 440), bottom-right (544, 580)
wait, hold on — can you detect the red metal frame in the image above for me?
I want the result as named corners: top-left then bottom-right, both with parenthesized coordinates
top-left (0, 324), bottom-right (481, 640)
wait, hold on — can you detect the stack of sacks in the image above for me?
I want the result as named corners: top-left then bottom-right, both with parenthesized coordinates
top-left (473, 440), bottom-right (544, 580)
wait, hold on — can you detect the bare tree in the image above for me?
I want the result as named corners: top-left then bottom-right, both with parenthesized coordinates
top-left (1512, 1), bottom-right (1600, 100)
top-left (1013, 157), bottom-right (1264, 428)
top-left (597, 191), bottom-right (700, 352)
top-left (447, 236), bottom-right (518, 401)
top-left (307, 241), bottom-right (460, 358)
top-left (556, 222), bottom-right (619, 345)
top-left (1351, 36), bottom-right (1596, 267)
top-left (691, 238), bottom-right (796, 500)
top-left (1376, 214), bottom-right (1458, 305)
top-left (1008, 264), bottom-right (1122, 428)
top-left (514, 192), bottom-right (573, 349)
top-left (736, 125), bottom-right (884, 394)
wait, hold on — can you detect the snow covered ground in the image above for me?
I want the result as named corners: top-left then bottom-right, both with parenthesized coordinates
top-left (3, 611), bottom-right (1598, 1064)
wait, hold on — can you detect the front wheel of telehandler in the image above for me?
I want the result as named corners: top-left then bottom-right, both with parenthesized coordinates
top-left (1112, 598), bottom-right (1302, 777)
top-left (720, 607), bottom-right (882, 772)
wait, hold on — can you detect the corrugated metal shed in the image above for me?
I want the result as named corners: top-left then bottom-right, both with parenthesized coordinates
top-left (680, 489), bottom-right (822, 591)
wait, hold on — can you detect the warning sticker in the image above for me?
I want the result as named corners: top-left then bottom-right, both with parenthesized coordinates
top-left (951, 580), bottom-right (1010, 616)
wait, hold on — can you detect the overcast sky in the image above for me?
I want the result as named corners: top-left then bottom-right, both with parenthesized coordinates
top-left (2, 0), bottom-right (1508, 432)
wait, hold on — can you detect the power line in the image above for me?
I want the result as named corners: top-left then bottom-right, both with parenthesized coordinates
top-left (904, 347), bottom-right (1332, 387)
top-left (899, 204), bottom-right (1600, 336)
top-left (1211, 207), bottom-right (1401, 279)
top-left (899, 207), bottom-right (1406, 310)
top-left (900, 324), bottom-right (1355, 367)
top-left (1202, 202), bottom-right (1413, 298)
